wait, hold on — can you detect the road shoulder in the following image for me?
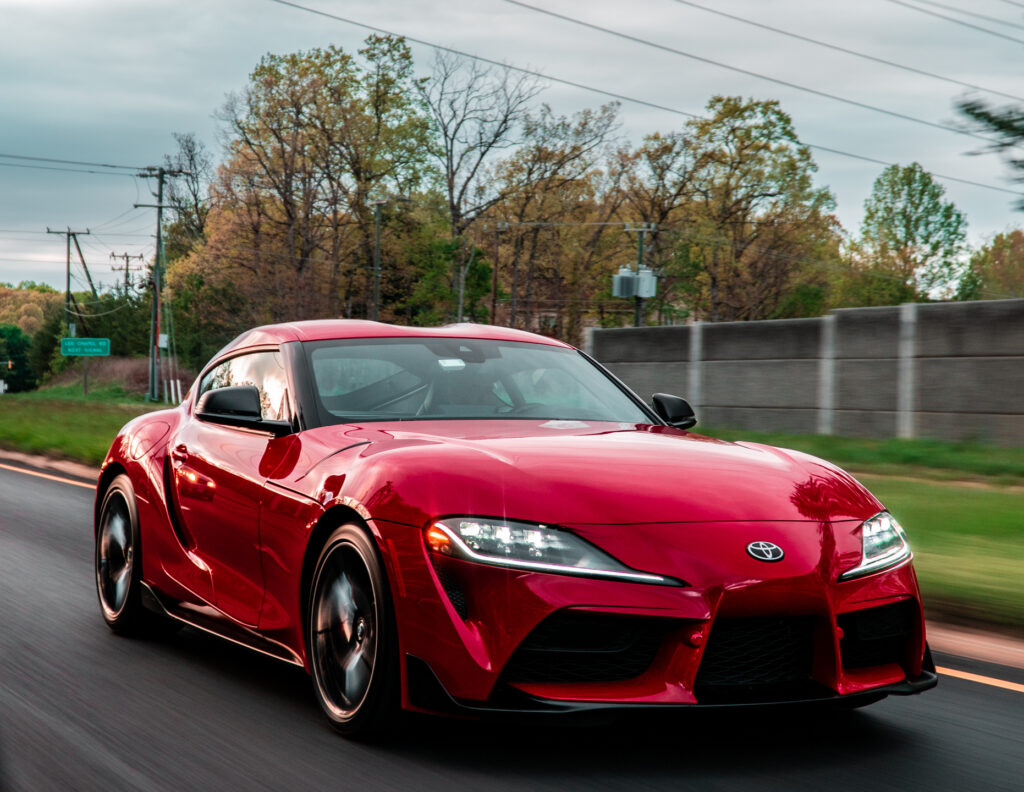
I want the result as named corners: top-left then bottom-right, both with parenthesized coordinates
top-left (0, 448), bottom-right (99, 485)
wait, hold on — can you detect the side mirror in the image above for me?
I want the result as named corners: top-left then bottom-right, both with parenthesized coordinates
top-left (196, 385), bottom-right (292, 437)
top-left (652, 393), bottom-right (697, 430)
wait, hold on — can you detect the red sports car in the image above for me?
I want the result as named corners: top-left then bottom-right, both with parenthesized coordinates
top-left (94, 320), bottom-right (936, 737)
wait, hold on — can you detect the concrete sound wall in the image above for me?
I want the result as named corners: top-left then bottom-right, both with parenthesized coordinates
top-left (588, 298), bottom-right (1024, 446)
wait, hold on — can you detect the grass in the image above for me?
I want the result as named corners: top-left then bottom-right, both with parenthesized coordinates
top-left (698, 427), bottom-right (1024, 485)
top-left (0, 391), bottom-right (160, 466)
top-left (13, 382), bottom-right (149, 403)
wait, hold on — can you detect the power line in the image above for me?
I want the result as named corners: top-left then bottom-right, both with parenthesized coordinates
top-left (0, 256), bottom-right (65, 264)
top-left (884, 0), bottom-right (1024, 44)
top-left (994, 0), bottom-right (1024, 8)
top-left (92, 206), bottom-right (146, 231)
top-left (667, 0), bottom-right (1024, 103)
top-left (0, 161), bottom-right (139, 177)
top-left (906, 0), bottom-right (1024, 30)
top-left (266, 0), bottom-right (696, 119)
top-left (0, 232), bottom-right (153, 240)
top-left (502, 0), bottom-right (997, 145)
top-left (0, 152), bottom-right (144, 170)
top-left (262, 0), bottom-right (1022, 199)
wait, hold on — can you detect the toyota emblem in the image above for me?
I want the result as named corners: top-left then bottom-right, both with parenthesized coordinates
top-left (746, 541), bottom-right (785, 562)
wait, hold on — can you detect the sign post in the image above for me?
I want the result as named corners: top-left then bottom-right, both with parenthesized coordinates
top-left (60, 337), bottom-right (111, 396)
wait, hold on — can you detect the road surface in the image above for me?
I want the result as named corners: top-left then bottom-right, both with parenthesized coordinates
top-left (0, 461), bottom-right (1020, 791)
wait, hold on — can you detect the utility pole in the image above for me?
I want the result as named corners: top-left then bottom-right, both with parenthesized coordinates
top-left (624, 223), bottom-right (656, 327)
top-left (71, 233), bottom-right (98, 299)
top-left (371, 199), bottom-right (384, 321)
top-left (368, 195), bottom-right (411, 322)
top-left (634, 225), bottom-right (646, 327)
top-left (110, 252), bottom-right (145, 292)
top-left (137, 165), bottom-right (187, 401)
top-left (46, 226), bottom-right (95, 395)
top-left (46, 226), bottom-right (90, 328)
top-left (487, 223), bottom-right (504, 324)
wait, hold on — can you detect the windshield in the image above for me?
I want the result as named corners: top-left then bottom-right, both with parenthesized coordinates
top-left (303, 337), bottom-right (652, 425)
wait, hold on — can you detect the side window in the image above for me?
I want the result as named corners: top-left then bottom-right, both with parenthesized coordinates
top-left (198, 360), bottom-right (231, 399)
top-left (197, 351), bottom-right (291, 422)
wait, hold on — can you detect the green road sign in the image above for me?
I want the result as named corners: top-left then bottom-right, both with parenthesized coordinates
top-left (60, 337), bottom-right (111, 356)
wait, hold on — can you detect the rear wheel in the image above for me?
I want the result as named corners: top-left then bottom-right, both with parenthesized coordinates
top-left (95, 474), bottom-right (148, 634)
top-left (308, 524), bottom-right (399, 739)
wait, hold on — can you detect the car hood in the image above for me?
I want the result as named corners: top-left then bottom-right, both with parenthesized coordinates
top-left (285, 420), bottom-right (883, 526)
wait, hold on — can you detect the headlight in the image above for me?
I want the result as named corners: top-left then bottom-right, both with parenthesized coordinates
top-left (839, 511), bottom-right (911, 581)
top-left (425, 517), bottom-right (674, 585)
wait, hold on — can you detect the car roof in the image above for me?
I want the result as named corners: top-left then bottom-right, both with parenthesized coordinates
top-left (215, 320), bottom-right (575, 359)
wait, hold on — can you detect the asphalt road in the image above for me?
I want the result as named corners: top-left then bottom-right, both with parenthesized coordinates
top-left (1, 462), bottom-right (1021, 792)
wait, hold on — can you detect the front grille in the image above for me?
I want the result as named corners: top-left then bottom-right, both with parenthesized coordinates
top-left (501, 611), bottom-right (672, 684)
top-left (694, 616), bottom-right (816, 702)
top-left (837, 599), bottom-right (915, 669)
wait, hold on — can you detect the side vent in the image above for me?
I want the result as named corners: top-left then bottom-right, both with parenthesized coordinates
top-left (161, 456), bottom-right (193, 548)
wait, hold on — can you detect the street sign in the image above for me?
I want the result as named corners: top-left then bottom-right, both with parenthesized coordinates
top-left (60, 337), bottom-right (111, 356)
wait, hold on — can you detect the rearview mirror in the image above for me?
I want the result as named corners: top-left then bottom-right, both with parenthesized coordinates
top-left (196, 385), bottom-right (292, 437)
top-left (652, 393), bottom-right (697, 430)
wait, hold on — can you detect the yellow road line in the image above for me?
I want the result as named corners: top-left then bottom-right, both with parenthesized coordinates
top-left (937, 666), bottom-right (1024, 694)
top-left (0, 462), bottom-right (95, 490)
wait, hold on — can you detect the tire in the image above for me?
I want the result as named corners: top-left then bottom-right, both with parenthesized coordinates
top-left (95, 473), bottom-right (149, 635)
top-left (308, 523), bottom-right (399, 739)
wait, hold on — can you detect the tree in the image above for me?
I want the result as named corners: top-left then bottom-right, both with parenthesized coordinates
top-left (164, 132), bottom-right (214, 263)
top-left (683, 96), bottom-right (838, 321)
top-left (859, 162), bottom-right (967, 296)
top-left (956, 229), bottom-right (1024, 300)
top-left (419, 51), bottom-right (545, 239)
top-left (957, 98), bottom-right (1024, 210)
top-left (173, 36), bottom-right (432, 331)
top-left (0, 324), bottom-right (37, 391)
top-left (616, 132), bottom-right (693, 322)
top-left (418, 52), bottom-right (546, 318)
top-left (491, 103), bottom-right (621, 332)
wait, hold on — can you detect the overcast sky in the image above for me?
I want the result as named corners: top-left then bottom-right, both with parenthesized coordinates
top-left (1, 0), bottom-right (1021, 291)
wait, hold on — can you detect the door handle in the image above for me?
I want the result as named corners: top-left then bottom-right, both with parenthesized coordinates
top-left (171, 444), bottom-right (188, 462)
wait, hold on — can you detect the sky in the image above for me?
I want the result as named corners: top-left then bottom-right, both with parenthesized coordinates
top-left (1, 0), bottom-right (1022, 291)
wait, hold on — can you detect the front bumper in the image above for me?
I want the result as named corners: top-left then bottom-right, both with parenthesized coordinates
top-left (375, 518), bottom-right (932, 715)
top-left (406, 655), bottom-right (938, 717)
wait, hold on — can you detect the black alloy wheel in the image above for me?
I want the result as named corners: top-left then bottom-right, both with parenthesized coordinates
top-left (96, 474), bottom-right (147, 634)
top-left (308, 523), bottom-right (399, 738)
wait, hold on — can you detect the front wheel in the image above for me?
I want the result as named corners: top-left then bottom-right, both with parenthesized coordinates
top-left (308, 524), bottom-right (399, 739)
top-left (95, 474), bottom-right (148, 634)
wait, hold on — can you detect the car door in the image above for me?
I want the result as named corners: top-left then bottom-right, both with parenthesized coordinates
top-left (170, 349), bottom-right (292, 626)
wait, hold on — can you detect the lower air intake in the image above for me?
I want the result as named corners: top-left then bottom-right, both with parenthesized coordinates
top-left (837, 599), bottom-right (915, 670)
top-left (694, 616), bottom-right (817, 703)
top-left (501, 611), bottom-right (673, 685)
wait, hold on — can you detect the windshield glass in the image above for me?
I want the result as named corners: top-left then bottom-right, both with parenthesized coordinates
top-left (303, 337), bottom-right (651, 425)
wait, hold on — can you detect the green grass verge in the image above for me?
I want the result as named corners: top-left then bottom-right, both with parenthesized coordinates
top-left (0, 392), bottom-right (158, 466)
top-left (12, 383), bottom-right (149, 403)
top-left (859, 476), bottom-right (1024, 632)
top-left (699, 427), bottom-right (1024, 485)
